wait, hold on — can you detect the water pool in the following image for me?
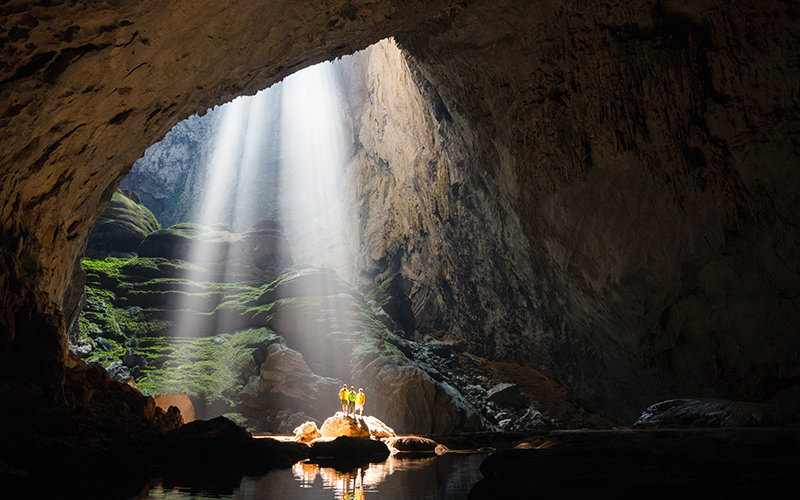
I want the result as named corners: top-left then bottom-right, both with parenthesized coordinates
top-left (137, 451), bottom-right (488, 499)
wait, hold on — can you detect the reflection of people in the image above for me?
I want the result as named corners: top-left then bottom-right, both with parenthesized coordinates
top-left (347, 386), bottom-right (357, 415)
top-left (355, 388), bottom-right (365, 416)
top-left (338, 384), bottom-right (349, 413)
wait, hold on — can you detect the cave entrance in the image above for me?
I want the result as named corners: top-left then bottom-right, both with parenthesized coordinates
top-left (74, 35), bottom-right (593, 438)
top-left (75, 40), bottom-right (394, 430)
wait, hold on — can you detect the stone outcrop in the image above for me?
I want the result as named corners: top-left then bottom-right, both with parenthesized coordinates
top-left (154, 392), bottom-right (195, 423)
top-left (239, 343), bottom-right (342, 422)
top-left (319, 412), bottom-right (396, 439)
top-left (383, 436), bottom-right (441, 453)
top-left (349, 3), bottom-right (800, 423)
top-left (293, 421), bottom-right (322, 443)
top-left (85, 189), bottom-right (160, 259)
top-left (2, 0), bottom-right (799, 431)
top-left (634, 398), bottom-right (800, 428)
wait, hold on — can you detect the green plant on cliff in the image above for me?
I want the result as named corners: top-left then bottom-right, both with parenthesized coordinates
top-left (134, 327), bottom-right (279, 403)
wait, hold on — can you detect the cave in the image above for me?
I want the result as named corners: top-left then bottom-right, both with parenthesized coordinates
top-left (2, 0), bottom-right (799, 498)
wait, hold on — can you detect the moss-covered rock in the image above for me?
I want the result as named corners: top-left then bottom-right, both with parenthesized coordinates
top-left (85, 190), bottom-right (160, 259)
top-left (138, 221), bottom-right (292, 283)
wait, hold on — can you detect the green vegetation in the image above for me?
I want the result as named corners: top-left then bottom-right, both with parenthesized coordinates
top-left (134, 328), bottom-right (280, 403)
top-left (77, 251), bottom-right (413, 426)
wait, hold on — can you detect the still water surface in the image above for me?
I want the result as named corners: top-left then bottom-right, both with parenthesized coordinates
top-left (139, 452), bottom-right (487, 500)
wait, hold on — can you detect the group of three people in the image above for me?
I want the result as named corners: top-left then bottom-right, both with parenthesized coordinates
top-left (338, 384), bottom-right (365, 416)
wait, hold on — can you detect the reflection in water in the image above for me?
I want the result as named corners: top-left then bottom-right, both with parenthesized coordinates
top-left (136, 453), bottom-right (487, 500)
top-left (240, 453), bottom-right (487, 500)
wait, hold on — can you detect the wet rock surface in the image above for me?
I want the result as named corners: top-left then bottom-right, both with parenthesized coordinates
top-left (469, 427), bottom-right (800, 499)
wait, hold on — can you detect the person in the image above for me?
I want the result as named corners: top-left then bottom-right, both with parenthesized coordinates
top-left (347, 386), bottom-right (357, 415)
top-left (338, 384), bottom-right (349, 413)
top-left (355, 388), bottom-right (365, 416)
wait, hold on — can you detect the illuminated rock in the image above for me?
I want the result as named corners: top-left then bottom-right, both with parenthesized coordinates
top-left (382, 436), bottom-right (443, 453)
top-left (319, 412), bottom-right (371, 439)
top-left (319, 412), bottom-right (396, 439)
top-left (154, 392), bottom-right (196, 423)
top-left (293, 421), bottom-right (322, 443)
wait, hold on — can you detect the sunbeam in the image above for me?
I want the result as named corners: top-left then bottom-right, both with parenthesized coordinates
top-left (279, 60), bottom-right (349, 274)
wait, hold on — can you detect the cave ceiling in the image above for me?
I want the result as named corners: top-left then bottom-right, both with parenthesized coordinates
top-left (2, 0), bottom-right (799, 422)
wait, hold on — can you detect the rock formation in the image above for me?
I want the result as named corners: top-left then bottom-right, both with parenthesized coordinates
top-left (2, 0), bottom-right (799, 439)
top-left (154, 392), bottom-right (196, 423)
top-left (293, 421), bottom-right (322, 443)
top-left (383, 435), bottom-right (442, 453)
top-left (85, 189), bottom-right (160, 259)
top-left (319, 412), bottom-right (396, 439)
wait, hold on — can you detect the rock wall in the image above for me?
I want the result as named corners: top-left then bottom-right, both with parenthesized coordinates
top-left (391, 0), bottom-right (800, 421)
top-left (2, 1), bottom-right (799, 424)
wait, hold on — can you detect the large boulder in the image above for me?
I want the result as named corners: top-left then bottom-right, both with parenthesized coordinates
top-left (167, 416), bottom-right (251, 443)
top-left (361, 415), bottom-right (397, 439)
top-left (319, 413), bottom-right (397, 439)
top-left (293, 421), bottom-right (322, 443)
top-left (319, 412), bottom-right (371, 439)
top-left (486, 383), bottom-right (528, 408)
top-left (383, 436), bottom-right (443, 453)
top-left (241, 343), bottom-right (341, 419)
top-left (634, 399), bottom-right (800, 428)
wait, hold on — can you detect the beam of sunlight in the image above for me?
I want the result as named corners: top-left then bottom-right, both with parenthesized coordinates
top-left (279, 61), bottom-right (349, 274)
top-left (171, 60), bottom-right (351, 342)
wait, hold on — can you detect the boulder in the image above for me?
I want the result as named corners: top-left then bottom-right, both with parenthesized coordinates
top-left (634, 399), bottom-right (800, 428)
top-left (167, 416), bottom-right (251, 443)
top-left (154, 392), bottom-right (196, 423)
top-left (105, 361), bottom-right (132, 384)
top-left (253, 343), bottom-right (342, 417)
top-left (319, 413), bottom-right (396, 439)
top-left (308, 436), bottom-right (391, 464)
top-left (293, 421), bottom-right (322, 443)
top-left (487, 383), bottom-right (528, 408)
top-left (319, 412), bottom-right (371, 439)
top-left (361, 415), bottom-right (397, 439)
top-left (383, 436), bottom-right (443, 453)
top-left (122, 349), bottom-right (147, 370)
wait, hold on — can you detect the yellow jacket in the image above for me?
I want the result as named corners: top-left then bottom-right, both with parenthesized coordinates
top-left (356, 392), bottom-right (365, 405)
top-left (338, 388), bottom-right (348, 400)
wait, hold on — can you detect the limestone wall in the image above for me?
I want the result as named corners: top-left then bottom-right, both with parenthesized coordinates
top-left (2, 0), bottom-right (799, 423)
